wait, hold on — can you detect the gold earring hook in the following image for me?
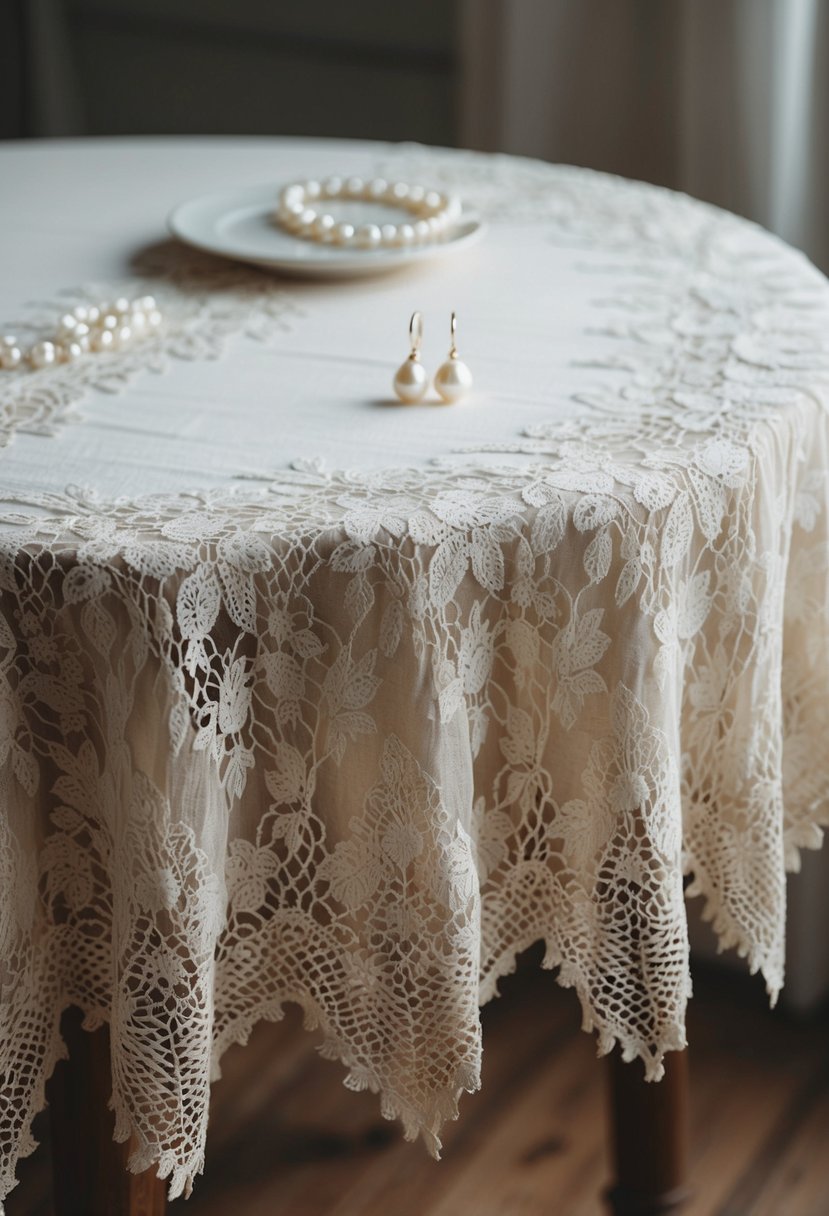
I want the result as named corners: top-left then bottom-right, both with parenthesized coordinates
top-left (409, 311), bottom-right (423, 360)
top-left (449, 311), bottom-right (458, 359)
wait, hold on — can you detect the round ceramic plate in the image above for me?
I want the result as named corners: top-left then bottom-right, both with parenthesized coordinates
top-left (168, 184), bottom-right (486, 279)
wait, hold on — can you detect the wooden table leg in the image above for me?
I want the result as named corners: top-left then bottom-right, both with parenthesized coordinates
top-left (604, 1049), bottom-right (691, 1216)
top-left (48, 1007), bottom-right (167, 1216)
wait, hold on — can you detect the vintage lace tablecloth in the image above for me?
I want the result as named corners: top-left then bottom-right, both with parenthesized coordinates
top-left (1, 137), bottom-right (828, 1207)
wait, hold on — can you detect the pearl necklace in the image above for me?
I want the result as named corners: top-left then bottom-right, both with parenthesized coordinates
top-left (274, 177), bottom-right (462, 249)
top-left (0, 295), bottom-right (162, 371)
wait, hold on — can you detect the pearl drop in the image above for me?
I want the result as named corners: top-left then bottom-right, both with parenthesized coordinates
top-left (356, 223), bottom-right (381, 248)
top-left (434, 357), bottom-right (473, 404)
top-left (393, 358), bottom-right (429, 403)
top-left (29, 340), bottom-right (56, 369)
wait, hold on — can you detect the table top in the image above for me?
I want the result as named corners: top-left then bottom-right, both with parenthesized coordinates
top-left (1, 135), bottom-right (626, 498)
top-left (1, 136), bottom-right (828, 1208)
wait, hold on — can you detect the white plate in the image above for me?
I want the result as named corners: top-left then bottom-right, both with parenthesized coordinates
top-left (168, 184), bottom-right (486, 279)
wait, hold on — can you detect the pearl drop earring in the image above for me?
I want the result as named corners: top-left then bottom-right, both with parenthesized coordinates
top-left (434, 312), bottom-right (473, 404)
top-left (392, 311), bottom-right (429, 403)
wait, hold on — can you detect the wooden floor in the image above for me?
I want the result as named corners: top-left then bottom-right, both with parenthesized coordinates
top-left (10, 948), bottom-right (829, 1216)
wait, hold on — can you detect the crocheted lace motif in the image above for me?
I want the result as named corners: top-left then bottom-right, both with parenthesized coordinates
top-left (0, 150), bottom-right (827, 1206)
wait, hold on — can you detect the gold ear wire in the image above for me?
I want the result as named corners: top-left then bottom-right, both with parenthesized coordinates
top-left (434, 311), bottom-right (473, 403)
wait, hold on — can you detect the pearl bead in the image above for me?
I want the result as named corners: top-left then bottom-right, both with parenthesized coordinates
top-left (314, 213), bottom-right (336, 240)
top-left (66, 341), bottom-right (84, 361)
top-left (391, 182), bottom-right (410, 201)
top-left (86, 305), bottom-right (101, 324)
top-left (414, 220), bottom-right (431, 242)
top-left (322, 176), bottom-right (342, 197)
top-left (116, 324), bottom-right (132, 347)
top-left (434, 357), bottom-right (473, 404)
top-left (281, 184), bottom-right (303, 206)
top-left (114, 297), bottom-right (131, 314)
top-left (59, 313), bottom-right (77, 333)
top-left (333, 222), bottom-right (356, 245)
top-left (73, 322), bottom-right (90, 338)
top-left (408, 185), bottom-right (425, 205)
top-left (283, 202), bottom-right (304, 229)
top-left (368, 178), bottom-right (388, 198)
top-left (29, 340), bottom-right (56, 369)
top-left (130, 309), bottom-right (147, 331)
top-left (356, 223), bottom-right (381, 248)
top-left (76, 334), bottom-right (90, 353)
top-left (398, 224), bottom-right (415, 245)
top-left (147, 309), bottom-right (162, 328)
top-left (424, 190), bottom-right (442, 211)
top-left (91, 328), bottom-right (114, 352)
top-left (138, 295), bottom-right (157, 312)
top-left (72, 305), bottom-right (89, 322)
top-left (103, 313), bottom-right (119, 330)
top-left (0, 343), bottom-right (22, 370)
top-left (345, 176), bottom-right (365, 197)
top-left (381, 224), bottom-right (398, 243)
top-left (393, 358), bottom-right (429, 403)
top-left (304, 180), bottom-right (321, 200)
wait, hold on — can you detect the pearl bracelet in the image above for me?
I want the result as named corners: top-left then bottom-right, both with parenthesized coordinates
top-left (0, 295), bottom-right (162, 372)
top-left (274, 177), bottom-right (462, 249)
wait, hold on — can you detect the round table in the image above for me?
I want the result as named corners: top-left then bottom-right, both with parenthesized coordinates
top-left (1, 137), bottom-right (828, 1216)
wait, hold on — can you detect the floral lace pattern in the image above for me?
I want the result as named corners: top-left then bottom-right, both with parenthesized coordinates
top-left (0, 149), bottom-right (828, 1208)
top-left (0, 242), bottom-right (298, 445)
